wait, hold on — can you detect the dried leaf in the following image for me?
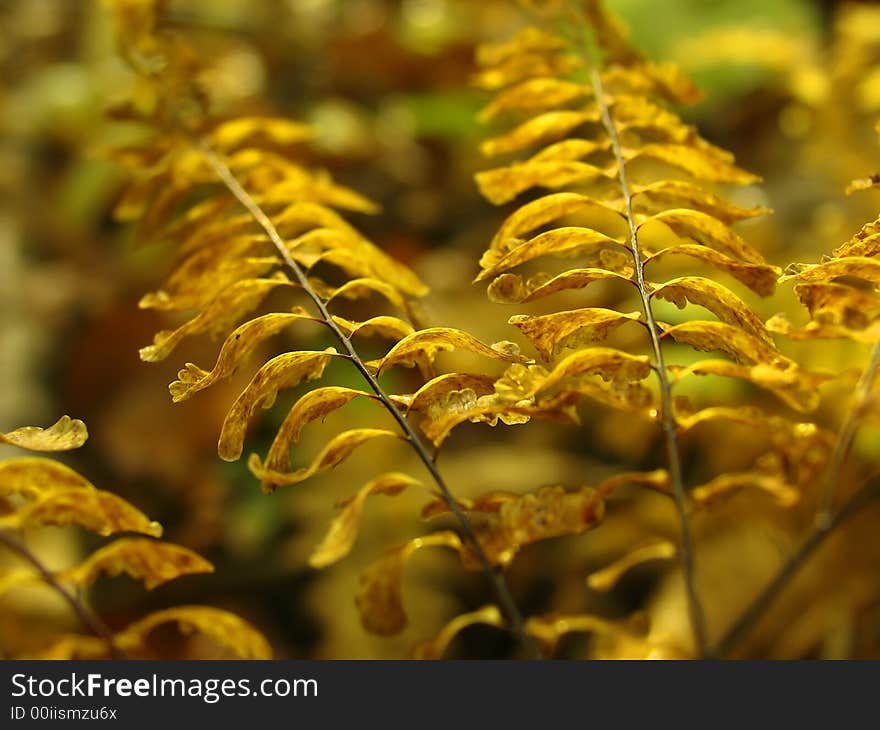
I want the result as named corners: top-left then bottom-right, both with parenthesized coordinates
top-left (310, 473), bottom-right (421, 569)
top-left (587, 539), bottom-right (676, 591)
top-left (632, 181), bottom-right (770, 224)
top-left (372, 328), bottom-right (528, 374)
top-left (331, 315), bottom-right (414, 341)
top-left (61, 538), bottom-right (213, 590)
top-left (487, 268), bottom-right (633, 304)
top-left (248, 428), bottom-right (401, 493)
top-left (413, 606), bottom-right (505, 659)
top-left (478, 227), bottom-right (624, 282)
top-left (630, 143), bottom-right (760, 185)
top-left (663, 321), bottom-right (780, 365)
top-left (477, 160), bottom-right (609, 205)
top-left (169, 311), bottom-right (322, 402)
top-left (781, 257), bottom-right (880, 287)
top-left (481, 110), bottom-right (596, 157)
top-left (0, 458), bottom-right (94, 499)
top-left (0, 488), bottom-right (162, 537)
top-left (140, 274), bottom-right (294, 362)
top-left (356, 532), bottom-right (463, 635)
top-left (645, 244), bottom-right (780, 296)
top-left (0, 417), bottom-right (88, 452)
top-left (115, 606), bottom-right (272, 659)
top-left (510, 308), bottom-right (643, 360)
top-left (645, 209), bottom-right (765, 264)
top-left (691, 472), bottom-right (800, 507)
top-left (478, 77), bottom-right (590, 122)
top-left (218, 349), bottom-right (336, 461)
top-left (652, 276), bottom-right (772, 343)
top-left (261, 386), bottom-right (369, 475)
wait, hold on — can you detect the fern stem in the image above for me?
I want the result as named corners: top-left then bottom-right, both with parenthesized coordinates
top-left (0, 529), bottom-right (127, 659)
top-left (711, 476), bottom-right (880, 658)
top-left (198, 142), bottom-right (540, 660)
top-left (816, 341), bottom-right (880, 527)
top-left (588, 68), bottom-right (709, 657)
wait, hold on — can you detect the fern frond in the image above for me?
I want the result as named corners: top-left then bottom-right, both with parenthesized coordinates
top-left (472, 0), bottom-right (819, 656)
top-left (0, 417), bottom-right (268, 659)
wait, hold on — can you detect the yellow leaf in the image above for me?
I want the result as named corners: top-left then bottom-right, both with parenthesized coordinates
top-left (691, 472), bottom-right (800, 507)
top-left (0, 458), bottom-right (94, 499)
top-left (478, 77), bottom-right (590, 122)
top-left (632, 181), bottom-right (770, 224)
top-left (645, 209), bottom-right (766, 264)
top-left (477, 227), bottom-right (624, 282)
top-left (169, 311), bottom-right (322, 402)
top-left (309, 473), bottom-right (421, 569)
top-left (781, 257), bottom-right (880, 287)
top-left (0, 417), bottom-right (88, 452)
top-left (630, 143), bottom-right (760, 185)
top-left (833, 219), bottom-right (880, 258)
top-left (487, 268), bottom-right (633, 304)
top-left (356, 532), bottom-right (463, 636)
top-left (261, 386), bottom-right (369, 475)
top-left (405, 373), bottom-right (497, 414)
top-left (372, 328), bottom-right (528, 375)
top-left (481, 110), bottom-right (596, 157)
top-left (249, 428), bottom-right (401, 493)
top-left (473, 52), bottom-right (581, 91)
top-left (766, 313), bottom-right (880, 343)
top-left (115, 606), bottom-right (272, 659)
top-left (331, 315), bottom-right (414, 341)
top-left (476, 160), bottom-right (609, 205)
top-left (320, 277), bottom-right (410, 315)
top-left (218, 349), bottom-right (336, 461)
top-left (476, 27), bottom-right (567, 68)
top-left (587, 539), bottom-right (676, 591)
top-left (645, 244), bottom-right (780, 296)
top-left (0, 488), bottom-right (162, 537)
top-left (670, 359), bottom-right (828, 412)
top-left (596, 469), bottom-right (671, 497)
top-left (412, 605), bottom-right (505, 659)
top-left (61, 537), bottom-right (213, 590)
top-left (663, 321), bottom-right (780, 365)
top-left (209, 117), bottom-right (313, 150)
top-left (652, 276), bottom-right (772, 343)
top-left (794, 283), bottom-right (880, 330)
top-left (510, 308), bottom-right (643, 360)
top-left (140, 274), bottom-right (293, 362)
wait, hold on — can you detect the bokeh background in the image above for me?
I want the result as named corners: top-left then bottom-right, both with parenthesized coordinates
top-left (3, 0), bottom-right (880, 659)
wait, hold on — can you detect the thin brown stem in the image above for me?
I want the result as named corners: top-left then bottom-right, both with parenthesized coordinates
top-left (0, 529), bottom-right (127, 659)
top-left (817, 341), bottom-right (880, 526)
top-left (198, 142), bottom-right (540, 660)
top-left (711, 477), bottom-right (880, 658)
top-left (589, 68), bottom-right (709, 657)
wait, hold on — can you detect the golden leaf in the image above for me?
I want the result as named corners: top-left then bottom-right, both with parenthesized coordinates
top-left (478, 77), bottom-right (590, 122)
top-left (0, 417), bottom-right (88, 452)
top-left (0, 458), bottom-right (94, 499)
top-left (794, 283), bottom-right (880, 329)
top-left (356, 532), bottom-right (463, 636)
top-left (61, 538), bottom-right (213, 590)
top-left (833, 219), bottom-right (880, 258)
top-left (472, 52), bottom-right (581, 91)
top-left (404, 373), bottom-right (497, 413)
top-left (309, 473), bottom-right (421, 569)
top-left (645, 244), bottom-right (780, 296)
top-left (477, 160), bottom-right (609, 205)
top-left (631, 180), bottom-right (770, 224)
top-left (487, 268), bottom-right (633, 304)
top-left (670, 359), bottom-right (828, 412)
top-left (691, 472), bottom-right (800, 507)
top-left (478, 227), bottom-right (624, 282)
top-left (140, 274), bottom-right (293, 362)
top-left (371, 328), bottom-right (528, 374)
top-left (596, 469), bottom-right (671, 497)
top-left (510, 308), bottom-right (643, 360)
top-left (663, 321), bottom-right (780, 365)
top-left (115, 606), bottom-right (272, 659)
top-left (331, 315), bottom-right (415, 341)
top-left (169, 312), bottom-right (323, 403)
top-left (209, 117), bottom-right (313, 151)
top-left (320, 277), bottom-right (410, 315)
top-left (260, 386), bottom-right (369, 475)
top-left (630, 143), bottom-right (760, 185)
top-left (780, 257), bottom-right (880, 287)
top-left (248, 428), bottom-right (401, 493)
top-left (645, 209), bottom-right (766, 264)
top-left (475, 27), bottom-right (567, 68)
top-left (587, 539), bottom-right (676, 591)
top-left (412, 605), bottom-right (505, 659)
top-left (652, 276), bottom-right (772, 344)
top-left (218, 349), bottom-right (337, 461)
top-left (481, 111), bottom-right (596, 157)
top-left (766, 313), bottom-right (880, 343)
top-left (0, 488), bottom-right (162, 537)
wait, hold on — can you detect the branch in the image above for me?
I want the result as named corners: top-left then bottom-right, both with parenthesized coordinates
top-left (588, 68), bottom-right (709, 657)
top-left (0, 529), bottom-right (127, 659)
top-left (711, 477), bottom-right (880, 658)
top-left (197, 142), bottom-right (540, 660)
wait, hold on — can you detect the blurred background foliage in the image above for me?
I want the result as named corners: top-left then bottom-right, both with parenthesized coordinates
top-left (2, 0), bottom-right (880, 659)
